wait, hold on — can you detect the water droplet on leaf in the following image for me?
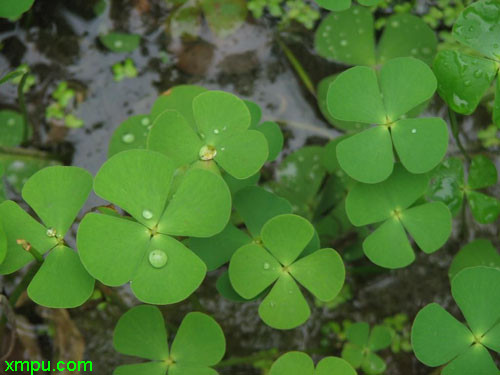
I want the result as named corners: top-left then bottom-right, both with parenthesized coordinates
top-left (199, 145), bottom-right (217, 160)
top-left (122, 133), bottom-right (135, 144)
top-left (142, 209), bottom-right (153, 220)
top-left (263, 262), bottom-right (270, 270)
top-left (149, 249), bottom-right (168, 268)
top-left (46, 228), bottom-right (57, 237)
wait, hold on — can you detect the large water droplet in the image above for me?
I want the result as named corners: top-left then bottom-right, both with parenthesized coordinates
top-left (149, 249), bottom-right (168, 268)
top-left (122, 133), bottom-right (135, 144)
top-left (142, 209), bottom-right (153, 220)
top-left (199, 145), bottom-right (217, 161)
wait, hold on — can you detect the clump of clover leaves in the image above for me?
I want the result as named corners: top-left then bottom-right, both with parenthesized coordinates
top-left (148, 90), bottom-right (269, 179)
top-left (0, 0), bottom-right (34, 20)
top-left (412, 266), bottom-right (500, 375)
top-left (77, 149), bottom-right (231, 304)
top-left (168, 0), bottom-right (247, 39)
top-left (427, 156), bottom-right (500, 224)
top-left (0, 166), bottom-right (95, 307)
top-left (327, 57), bottom-right (449, 183)
top-left (45, 81), bottom-right (84, 129)
top-left (341, 322), bottom-right (392, 375)
top-left (433, 0), bottom-right (500, 126)
top-left (247, 0), bottom-right (320, 29)
top-left (229, 214), bottom-right (345, 329)
top-left (315, 7), bottom-right (437, 67)
top-left (345, 164), bottom-right (452, 268)
top-left (99, 32), bottom-right (141, 53)
top-left (269, 351), bottom-right (357, 375)
top-left (113, 305), bottom-right (225, 375)
top-left (449, 239), bottom-right (500, 280)
top-left (112, 58), bottom-right (138, 82)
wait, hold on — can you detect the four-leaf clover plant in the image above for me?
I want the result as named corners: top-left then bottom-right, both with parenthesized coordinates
top-left (229, 214), bottom-right (345, 329)
top-left (345, 164), bottom-right (452, 269)
top-left (0, 166), bottom-right (95, 308)
top-left (412, 266), bottom-right (500, 375)
top-left (77, 149), bottom-right (231, 304)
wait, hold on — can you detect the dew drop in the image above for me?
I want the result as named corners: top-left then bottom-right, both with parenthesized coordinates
top-left (421, 47), bottom-right (431, 55)
top-left (411, 128), bottom-right (417, 134)
top-left (391, 20), bottom-right (400, 28)
top-left (7, 118), bottom-right (15, 126)
top-left (46, 228), bottom-right (57, 237)
top-left (149, 249), bottom-right (168, 268)
top-left (220, 147), bottom-right (225, 151)
top-left (213, 129), bottom-right (220, 134)
top-left (263, 262), bottom-right (270, 270)
top-left (114, 40), bottom-right (123, 48)
top-left (411, 48), bottom-right (418, 55)
top-left (141, 117), bottom-right (150, 126)
top-left (122, 133), bottom-right (135, 144)
top-left (473, 70), bottom-right (482, 78)
top-left (142, 209), bottom-right (153, 220)
top-left (340, 40), bottom-right (348, 47)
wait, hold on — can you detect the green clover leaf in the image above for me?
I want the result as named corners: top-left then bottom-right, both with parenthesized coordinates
top-left (427, 156), bottom-right (500, 224)
top-left (315, 7), bottom-right (437, 67)
top-left (327, 57), bottom-right (448, 183)
top-left (229, 214), bottom-right (345, 329)
top-left (0, 0), bottom-right (34, 20)
top-left (433, 0), bottom-right (500, 125)
top-left (0, 110), bottom-right (26, 147)
top-left (346, 164), bottom-right (452, 268)
top-left (108, 115), bottom-right (152, 157)
top-left (341, 323), bottom-right (391, 374)
top-left (113, 305), bottom-right (225, 375)
top-left (150, 85), bottom-right (207, 125)
top-left (77, 149), bottom-right (231, 304)
top-left (148, 91), bottom-right (269, 179)
top-left (449, 239), bottom-right (500, 280)
top-left (269, 351), bottom-right (357, 375)
top-left (188, 186), bottom-right (292, 271)
top-left (412, 267), bottom-right (500, 375)
top-left (0, 166), bottom-right (95, 308)
top-left (99, 32), bottom-right (141, 53)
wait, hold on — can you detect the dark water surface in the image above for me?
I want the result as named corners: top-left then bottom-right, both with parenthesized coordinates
top-left (1, 1), bottom-right (499, 374)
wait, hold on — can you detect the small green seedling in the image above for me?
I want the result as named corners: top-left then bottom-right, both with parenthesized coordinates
top-left (412, 267), bottom-right (500, 375)
top-left (8, 64), bottom-right (36, 92)
top-left (449, 239), bottom-right (500, 280)
top-left (0, 0), bottom-right (35, 20)
top-left (345, 164), bottom-right (452, 269)
top-left (269, 351), bottom-right (357, 375)
top-left (0, 166), bottom-right (95, 307)
top-left (327, 57), bottom-right (448, 183)
top-left (112, 58), bottom-right (138, 81)
top-left (148, 90), bottom-right (269, 179)
top-left (478, 125), bottom-right (500, 148)
top-left (229, 214), bottom-right (345, 329)
top-left (248, 0), bottom-right (319, 29)
top-left (427, 156), bottom-right (500, 224)
top-left (433, 0), bottom-right (500, 126)
top-left (45, 81), bottom-right (84, 128)
top-left (99, 32), bottom-right (141, 53)
top-left (341, 322), bottom-right (392, 374)
top-left (113, 305), bottom-right (226, 375)
top-left (77, 149), bottom-right (231, 304)
top-left (315, 7), bottom-right (437, 67)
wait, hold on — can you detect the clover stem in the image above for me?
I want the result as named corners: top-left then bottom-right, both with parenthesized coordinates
top-left (277, 38), bottom-right (316, 98)
top-left (17, 240), bottom-right (44, 263)
top-left (448, 108), bottom-right (470, 162)
top-left (8, 261), bottom-right (42, 308)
